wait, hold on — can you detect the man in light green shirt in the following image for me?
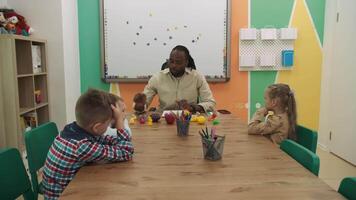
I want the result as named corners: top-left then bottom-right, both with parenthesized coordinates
top-left (142, 45), bottom-right (216, 113)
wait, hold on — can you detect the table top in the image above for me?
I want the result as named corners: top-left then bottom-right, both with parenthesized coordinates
top-left (61, 114), bottom-right (343, 200)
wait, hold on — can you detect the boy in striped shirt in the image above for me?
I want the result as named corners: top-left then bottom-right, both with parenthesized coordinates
top-left (42, 89), bottom-right (134, 199)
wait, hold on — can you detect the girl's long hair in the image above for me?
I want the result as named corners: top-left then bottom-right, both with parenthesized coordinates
top-left (268, 83), bottom-right (297, 140)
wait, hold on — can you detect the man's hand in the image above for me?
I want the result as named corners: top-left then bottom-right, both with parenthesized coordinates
top-left (177, 100), bottom-right (204, 113)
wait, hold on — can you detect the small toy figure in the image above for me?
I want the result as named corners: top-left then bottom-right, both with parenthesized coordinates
top-left (129, 115), bottom-right (136, 124)
top-left (133, 93), bottom-right (147, 115)
top-left (138, 114), bottom-right (147, 124)
top-left (34, 90), bottom-right (42, 104)
top-left (208, 112), bottom-right (218, 121)
top-left (147, 116), bottom-right (153, 125)
top-left (150, 112), bottom-right (161, 122)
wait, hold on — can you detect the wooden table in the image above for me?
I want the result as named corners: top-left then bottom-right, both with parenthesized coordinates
top-left (61, 114), bottom-right (343, 200)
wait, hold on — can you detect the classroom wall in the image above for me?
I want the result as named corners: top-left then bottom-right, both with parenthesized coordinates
top-left (318, 0), bottom-right (336, 149)
top-left (0, 0), bottom-right (7, 8)
top-left (78, 0), bottom-right (325, 130)
top-left (7, 0), bottom-right (81, 129)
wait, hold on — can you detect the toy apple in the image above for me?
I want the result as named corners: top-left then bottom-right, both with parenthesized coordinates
top-left (164, 113), bottom-right (175, 124)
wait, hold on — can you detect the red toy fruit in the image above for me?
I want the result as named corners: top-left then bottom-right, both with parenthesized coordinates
top-left (164, 113), bottom-right (175, 124)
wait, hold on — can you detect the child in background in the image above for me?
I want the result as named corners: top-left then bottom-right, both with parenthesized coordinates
top-left (248, 83), bottom-right (297, 145)
top-left (105, 94), bottom-right (132, 137)
top-left (42, 89), bottom-right (134, 199)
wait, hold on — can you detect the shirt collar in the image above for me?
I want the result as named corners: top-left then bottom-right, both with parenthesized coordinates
top-left (162, 67), bottom-right (193, 75)
top-left (61, 122), bottom-right (97, 141)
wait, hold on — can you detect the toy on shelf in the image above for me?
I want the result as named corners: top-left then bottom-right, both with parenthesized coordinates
top-left (34, 90), bottom-right (42, 104)
top-left (1, 10), bottom-right (34, 36)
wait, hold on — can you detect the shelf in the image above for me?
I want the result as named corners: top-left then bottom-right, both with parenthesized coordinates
top-left (31, 42), bottom-right (46, 73)
top-left (17, 74), bottom-right (33, 78)
top-left (34, 72), bottom-right (47, 76)
top-left (34, 75), bottom-right (48, 104)
top-left (18, 76), bottom-right (35, 109)
top-left (0, 35), bottom-right (50, 150)
top-left (35, 102), bottom-right (48, 109)
top-left (37, 105), bottom-right (49, 126)
top-left (15, 40), bottom-right (33, 75)
top-left (19, 107), bottom-right (36, 115)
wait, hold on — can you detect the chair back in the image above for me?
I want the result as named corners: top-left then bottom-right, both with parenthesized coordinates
top-left (338, 177), bottom-right (356, 200)
top-left (0, 148), bottom-right (35, 200)
top-left (280, 139), bottom-right (320, 176)
top-left (25, 122), bottom-right (59, 198)
top-left (296, 125), bottom-right (318, 153)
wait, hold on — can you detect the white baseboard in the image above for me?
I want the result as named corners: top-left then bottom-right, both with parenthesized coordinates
top-left (317, 142), bottom-right (329, 152)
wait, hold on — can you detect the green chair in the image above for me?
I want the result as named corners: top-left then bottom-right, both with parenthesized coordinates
top-left (280, 139), bottom-right (320, 176)
top-left (338, 177), bottom-right (356, 200)
top-left (0, 148), bottom-right (35, 200)
top-left (296, 125), bottom-right (318, 153)
top-left (24, 122), bottom-right (59, 199)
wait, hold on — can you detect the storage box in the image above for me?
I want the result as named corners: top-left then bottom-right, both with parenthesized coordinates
top-left (282, 50), bottom-right (294, 67)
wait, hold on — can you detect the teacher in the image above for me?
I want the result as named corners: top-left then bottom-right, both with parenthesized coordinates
top-left (141, 45), bottom-right (216, 113)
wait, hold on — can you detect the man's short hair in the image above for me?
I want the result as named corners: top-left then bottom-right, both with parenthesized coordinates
top-left (75, 88), bottom-right (118, 128)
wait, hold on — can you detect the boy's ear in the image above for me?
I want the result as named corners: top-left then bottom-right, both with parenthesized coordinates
top-left (92, 122), bottom-right (102, 134)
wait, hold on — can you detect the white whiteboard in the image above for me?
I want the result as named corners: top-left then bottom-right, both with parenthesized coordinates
top-left (100, 0), bottom-right (230, 82)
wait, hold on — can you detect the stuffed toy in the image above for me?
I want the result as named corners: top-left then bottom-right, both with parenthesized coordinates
top-left (0, 12), bottom-right (8, 34)
top-left (0, 12), bottom-right (6, 25)
top-left (4, 11), bottom-right (33, 36)
top-left (133, 93), bottom-right (147, 115)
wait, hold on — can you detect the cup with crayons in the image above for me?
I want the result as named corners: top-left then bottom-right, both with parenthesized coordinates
top-left (175, 110), bottom-right (191, 137)
top-left (199, 126), bottom-right (225, 160)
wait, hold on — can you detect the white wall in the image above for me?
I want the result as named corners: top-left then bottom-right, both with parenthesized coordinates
top-left (0, 0), bottom-right (8, 8)
top-left (7, 0), bottom-right (81, 129)
top-left (61, 0), bottom-right (81, 123)
top-left (319, 0), bottom-right (337, 150)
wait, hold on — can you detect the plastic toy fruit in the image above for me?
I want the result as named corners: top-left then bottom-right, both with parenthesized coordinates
top-left (164, 113), bottom-right (176, 124)
top-left (197, 116), bottom-right (206, 125)
top-left (150, 112), bottom-right (161, 122)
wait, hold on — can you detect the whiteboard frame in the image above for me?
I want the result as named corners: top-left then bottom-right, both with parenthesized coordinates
top-left (99, 0), bottom-right (231, 83)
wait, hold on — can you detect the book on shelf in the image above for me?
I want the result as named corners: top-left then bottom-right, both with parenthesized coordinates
top-left (31, 45), bottom-right (42, 73)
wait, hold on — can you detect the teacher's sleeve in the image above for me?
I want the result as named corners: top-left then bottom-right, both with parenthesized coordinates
top-left (143, 76), bottom-right (158, 107)
top-left (197, 74), bottom-right (216, 112)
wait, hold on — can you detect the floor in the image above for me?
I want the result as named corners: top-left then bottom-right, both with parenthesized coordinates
top-left (317, 147), bottom-right (356, 190)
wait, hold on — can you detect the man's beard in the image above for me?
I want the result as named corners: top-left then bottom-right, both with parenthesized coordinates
top-left (170, 68), bottom-right (185, 77)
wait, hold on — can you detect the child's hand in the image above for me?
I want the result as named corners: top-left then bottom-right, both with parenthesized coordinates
top-left (256, 107), bottom-right (268, 116)
top-left (111, 103), bottom-right (125, 130)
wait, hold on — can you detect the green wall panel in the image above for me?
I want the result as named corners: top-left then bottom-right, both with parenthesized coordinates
top-left (78, 0), bottom-right (109, 92)
top-left (249, 72), bottom-right (276, 117)
top-left (305, 0), bottom-right (325, 45)
top-left (249, 0), bottom-right (294, 118)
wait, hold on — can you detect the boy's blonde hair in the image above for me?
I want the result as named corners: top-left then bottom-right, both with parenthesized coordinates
top-left (75, 89), bottom-right (120, 128)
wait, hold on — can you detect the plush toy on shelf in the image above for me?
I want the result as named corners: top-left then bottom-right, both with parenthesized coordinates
top-left (0, 12), bottom-right (7, 33)
top-left (1, 10), bottom-right (34, 36)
